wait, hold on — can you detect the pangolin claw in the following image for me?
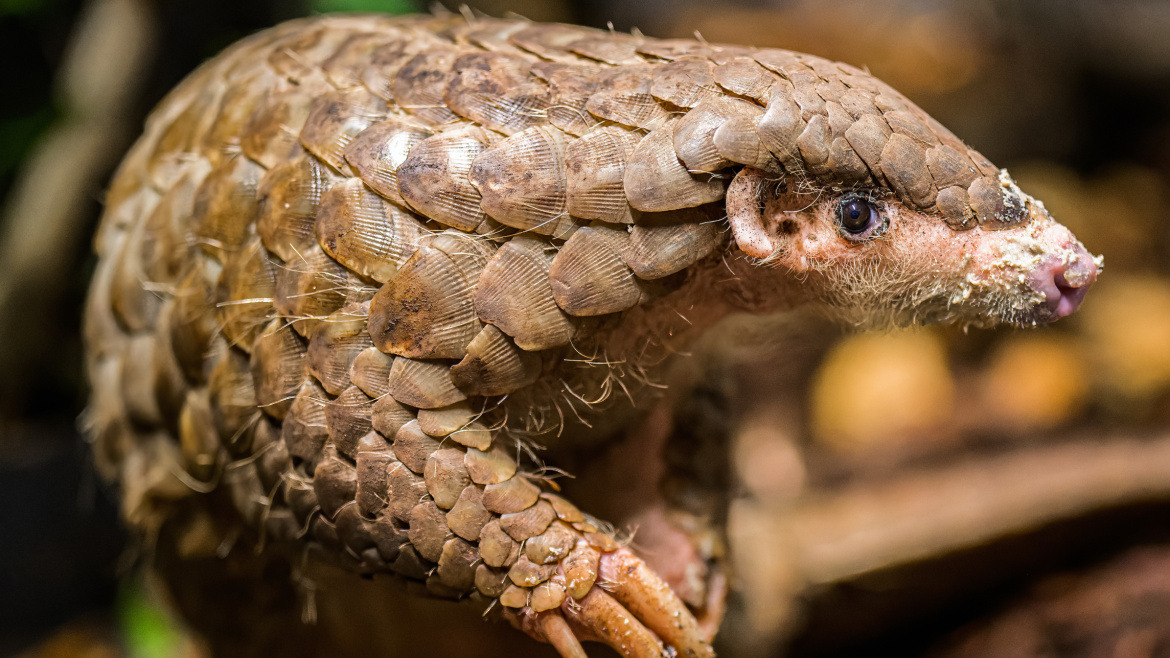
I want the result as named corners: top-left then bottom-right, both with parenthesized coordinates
top-left (509, 546), bottom-right (713, 658)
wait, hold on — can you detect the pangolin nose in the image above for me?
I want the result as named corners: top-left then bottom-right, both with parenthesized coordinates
top-left (1030, 246), bottom-right (1099, 320)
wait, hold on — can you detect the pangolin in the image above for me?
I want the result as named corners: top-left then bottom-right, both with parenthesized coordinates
top-left (82, 12), bottom-right (1101, 658)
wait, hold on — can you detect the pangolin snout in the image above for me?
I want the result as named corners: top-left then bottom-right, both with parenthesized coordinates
top-left (1028, 242), bottom-right (1099, 320)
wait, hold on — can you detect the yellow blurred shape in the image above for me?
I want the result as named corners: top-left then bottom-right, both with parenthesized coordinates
top-left (19, 624), bottom-right (122, 658)
top-left (1081, 275), bottom-right (1170, 402)
top-left (734, 415), bottom-right (806, 502)
top-left (980, 335), bottom-right (1088, 431)
top-left (811, 329), bottom-right (954, 451)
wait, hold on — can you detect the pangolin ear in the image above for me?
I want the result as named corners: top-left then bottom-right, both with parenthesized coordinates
top-left (727, 168), bottom-right (776, 259)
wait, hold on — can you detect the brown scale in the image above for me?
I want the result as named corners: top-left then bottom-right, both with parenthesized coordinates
top-left (119, 331), bottom-right (185, 429)
top-left (650, 56), bottom-right (722, 108)
top-left (623, 207), bottom-right (727, 280)
top-left (343, 118), bottom-right (433, 207)
top-left (368, 243), bottom-right (484, 359)
top-left (446, 483), bottom-right (493, 541)
top-left (757, 86), bottom-right (808, 172)
top-left (240, 76), bottom-right (334, 169)
top-left (713, 112), bottom-right (783, 174)
top-left (508, 22), bottom-right (604, 62)
top-left (625, 118), bottom-right (727, 212)
top-left (845, 112), bottom-right (895, 184)
top-left (354, 430), bottom-right (394, 516)
top-left (586, 64), bottom-right (672, 131)
top-left (424, 447), bottom-right (471, 509)
top-left (712, 57), bottom-right (776, 104)
top-left (500, 499), bottom-right (557, 542)
top-left (395, 126), bottom-right (496, 231)
top-left (417, 401), bottom-right (474, 437)
top-left (454, 16), bottom-right (529, 53)
top-left (168, 261), bottom-right (219, 383)
top-left (549, 225), bottom-right (645, 317)
top-left (407, 500), bottom-right (449, 562)
top-left (281, 380), bottom-right (330, 469)
top-left (266, 22), bottom-right (361, 83)
top-left (385, 453), bottom-right (427, 524)
top-left (565, 125), bottom-right (641, 224)
top-left (465, 442), bottom-right (518, 486)
top-left (637, 38), bottom-right (711, 61)
top-left (533, 61), bottom-right (601, 137)
top-left (474, 236), bottom-right (576, 351)
top-left (370, 394), bottom-right (414, 439)
top-left (450, 324), bottom-right (542, 397)
top-left (256, 151), bottom-right (340, 262)
top-left (145, 83), bottom-right (224, 190)
top-left (321, 31), bottom-right (405, 89)
top-left (359, 34), bottom-right (446, 102)
top-left (391, 50), bottom-right (462, 126)
top-left (178, 388), bottom-right (219, 481)
top-left (306, 302), bottom-right (373, 395)
top-left (673, 96), bottom-right (758, 173)
top-left (387, 358), bottom-right (465, 409)
top-left (224, 459), bottom-right (268, 527)
top-left (207, 345), bottom-right (257, 449)
top-left (299, 86), bottom-right (389, 175)
top-left (569, 33), bottom-right (643, 66)
top-left (348, 346), bottom-right (394, 399)
top-left (84, 14), bottom-right (1049, 658)
top-left (248, 319), bottom-right (306, 420)
top-left (444, 51), bottom-right (552, 136)
top-left (110, 166), bottom-right (207, 333)
top-left (470, 125), bottom-right (577, 237)
top-left (435, 536), bottom-right (479, 593)
top-left (483, 475), bottom-right (542, 515)
top-left (201, 68), bottom-right (281, 167)
top-left (215, 238), bottom-right (276, 351)
top-left (251, 416), bottom-right (292, 494)
top-left (190, 155), bottom-right (264, 259)
top-left (271, 242), bottom-right (353, 339)
top-left (317, 178), bottom-right (426, 283)
top-left (324, 385), bottom-right (374, 458)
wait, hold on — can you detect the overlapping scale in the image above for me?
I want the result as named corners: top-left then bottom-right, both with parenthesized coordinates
top-left (624, 119), bottom-right (726, 212)
top-left (215, 238), bottom-right (277, 352)
top-left (316, 177), bottom-right (424, 283)
top-left (344, 118), bottom-right (433, 207)
top-left (549, 225), bottom-right (643, 316)
top-left (474, 236), bottom-right (575, 351)
top-left (299, 86), bottom-right (389, 174)
top-left (396, 127), bottom-right (495, 231)
top-left (368, 244), bottom-right (483, 359)
top-left (306, 303), bottom-right (373, 396)
top-left (565, 125), bottom-right (640, 224)
top-left (444, 52), bottom-right (551, 135)
top-left (470, 126), bottom-right (576, 236)
top-left (256, 152), bottom-right (340, 262)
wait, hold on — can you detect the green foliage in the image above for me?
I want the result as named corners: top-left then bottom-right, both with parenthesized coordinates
top-left (117, 579), bottom-right (184, 658)
top-left (0, 104), bottom-right (55, 179)
top-left (312, 0), bottom-right (417, 14)
top-left (0, 0), bottom-right (43, 18)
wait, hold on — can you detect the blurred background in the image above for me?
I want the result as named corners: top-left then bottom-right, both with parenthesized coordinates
top-left (2, 0), bottom-right (1169, 656)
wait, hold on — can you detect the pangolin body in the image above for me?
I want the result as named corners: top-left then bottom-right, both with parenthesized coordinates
top-left (83, 12), bottom-right (1100, 657)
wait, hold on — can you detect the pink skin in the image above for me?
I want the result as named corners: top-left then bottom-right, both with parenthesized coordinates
top-left (727, 170), bottom-right (1100, 327)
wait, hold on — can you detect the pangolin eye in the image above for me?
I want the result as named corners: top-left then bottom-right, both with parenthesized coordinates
top-left (838, 197), bottom-right (876, 234)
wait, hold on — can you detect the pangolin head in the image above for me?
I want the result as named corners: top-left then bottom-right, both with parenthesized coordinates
top-left (738, 172), bottom-right (1101, 329)
top-left (724, 55), bottom-right (1100, 329)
